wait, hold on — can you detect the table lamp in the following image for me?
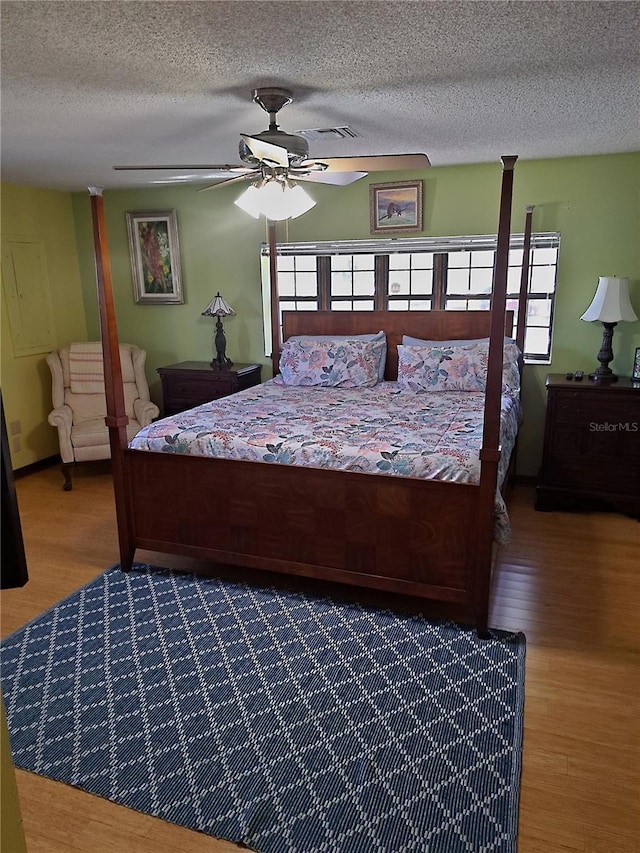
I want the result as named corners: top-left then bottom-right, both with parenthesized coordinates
top-left (202, 292), bottom-right (236, 367)
top-left (580, 277), bottom-right (638, 381)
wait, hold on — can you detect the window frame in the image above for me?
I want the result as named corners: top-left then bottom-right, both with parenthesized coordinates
top-left (261, 232), bottom-right (560, 363)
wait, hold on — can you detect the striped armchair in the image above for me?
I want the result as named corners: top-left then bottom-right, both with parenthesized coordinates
top-left (46, 342), bottom-right (159, 490)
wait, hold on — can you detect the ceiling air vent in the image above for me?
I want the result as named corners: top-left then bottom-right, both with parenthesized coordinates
top-left (296, 126), bottom-right (359, 141)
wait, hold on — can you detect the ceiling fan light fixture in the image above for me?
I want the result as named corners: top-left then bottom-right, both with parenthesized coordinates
top-left (234, 183), bottom-right (263, 219)
top-left (235, 177), bottom-right (316, 221)
top-left (257, 179), bottom-right (290, 221)
top-left (282, 181), bottom-right (316, 219)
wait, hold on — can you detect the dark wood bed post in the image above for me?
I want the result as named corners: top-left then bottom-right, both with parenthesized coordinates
top-left (515, 205), bottom-right (534, 353)
top-left (505, 203), bottom-right (533, 487)
top-left (474, 155), bottom-right (518, 637)
top-left (88, 187), bottom-right (135, 571)
top-left (268, 219), bottom-right (281, 376)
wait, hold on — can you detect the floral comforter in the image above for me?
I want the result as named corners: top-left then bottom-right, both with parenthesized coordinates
top-left (130, 380), bottom-right (521, 543)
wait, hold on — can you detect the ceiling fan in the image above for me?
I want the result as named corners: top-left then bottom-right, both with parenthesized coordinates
top-left (114, 87), bottom-right (430, 186)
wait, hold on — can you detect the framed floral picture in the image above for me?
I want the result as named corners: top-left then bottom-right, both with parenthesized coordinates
top-left (370, 180), bottom-right (423, 234)
top-left (126, 210), bottom-right (184, 304)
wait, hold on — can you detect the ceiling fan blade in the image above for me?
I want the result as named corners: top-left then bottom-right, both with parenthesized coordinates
top-left (113, 164), bottom-right (253, 173)
top-left (240, 134), bottom-right (290, 168)
top-left (198, 172), bottom-right (260, 192)
top-left (292, 170), bottom-right (368, 186)
top-left (301, 153), bottom-right (431, 173)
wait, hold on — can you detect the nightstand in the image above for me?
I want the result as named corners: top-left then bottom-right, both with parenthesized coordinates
top-left (157, 361), bottom-right (262, 416)
top-left (535, 374), bottom-right (640, 518)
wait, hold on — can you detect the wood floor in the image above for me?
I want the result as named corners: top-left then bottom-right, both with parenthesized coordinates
top-left (2, 462), bottom-right (639, 852)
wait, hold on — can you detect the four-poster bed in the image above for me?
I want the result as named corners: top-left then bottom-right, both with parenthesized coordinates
top-left (89, 156), bottom-right (525, 636)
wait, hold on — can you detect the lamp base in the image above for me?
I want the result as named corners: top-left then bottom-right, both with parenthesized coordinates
top-left (590, 321), bottom-right (618, 383)
top-left (211, 357), bottom-right (233, 369)
top-left (212, 317), bottom-right (233, 368)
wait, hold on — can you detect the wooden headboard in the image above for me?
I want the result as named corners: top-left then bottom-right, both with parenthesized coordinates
top-left (281, 310), bottom-right (514, 380)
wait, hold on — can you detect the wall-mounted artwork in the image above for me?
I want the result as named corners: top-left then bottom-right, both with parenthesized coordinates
top-left (370, 181), bottom-right (423, 234)
top-left (126, 210), bottom-right (184, 304)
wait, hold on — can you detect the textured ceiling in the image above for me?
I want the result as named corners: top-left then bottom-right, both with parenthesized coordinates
top-left (1, 0), bottom-right (639, 191)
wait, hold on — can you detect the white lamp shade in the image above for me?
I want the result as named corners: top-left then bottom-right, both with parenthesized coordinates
top-left (256, 180), bottom-right (292, 221)
top-left (234, 184), bottom-right (262, 219)
top-left (580, 277), bottom-right (638, 323)
top-left (235, 179), bottom-right (316, 221)
top-left (283, 184), bottom-right (317, 219)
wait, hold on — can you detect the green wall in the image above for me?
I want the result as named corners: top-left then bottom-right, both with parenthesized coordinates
top-left (0, 183), bottom-right (88, 468)
top-left (72, 152), bottom-right (640, 477)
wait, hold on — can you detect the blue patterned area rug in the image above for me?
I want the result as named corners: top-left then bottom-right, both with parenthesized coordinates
top-left (1, 564), bottom-right (525, 853)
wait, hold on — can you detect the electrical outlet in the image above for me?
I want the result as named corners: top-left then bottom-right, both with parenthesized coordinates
top-left (9, 419), bottom-right (21, 436)
top-left (11, 436), bottom-right (21, 453)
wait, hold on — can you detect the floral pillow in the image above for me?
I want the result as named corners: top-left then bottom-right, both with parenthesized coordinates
top-left (397, 344), bottom-right (486, 392)
top-left (288, 331), bottom-right (387, 380)
top-left (474, 341), bottom-right (521, 395)
top-left (397, 341), bottom-right (521, 394)
top-left (276, 338), bottom-right (384, 387)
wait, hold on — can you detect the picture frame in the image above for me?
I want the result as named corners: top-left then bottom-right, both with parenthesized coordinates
top-left (370, 180), bottom-right (423, 234)
top-left (632, 346), bottom-right (640, 382)
top-left (126, 210), bottom-right (184, 304)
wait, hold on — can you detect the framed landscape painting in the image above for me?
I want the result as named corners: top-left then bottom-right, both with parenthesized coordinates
top-left (370, 180), bottom-right (423, 234)
top-left (126, 210), bottom-right (184, 304)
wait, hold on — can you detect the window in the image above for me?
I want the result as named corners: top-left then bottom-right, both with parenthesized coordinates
top-left (275, 254), bottom-right (318, 314)
top-left (261, 233), bottom-right (560, 362)
top-left (388, 253), bottom-right (433, 311)
top-left (331, 254), bottom-right (376, 311)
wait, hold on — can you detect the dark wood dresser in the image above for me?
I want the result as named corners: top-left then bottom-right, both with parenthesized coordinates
top-left (157, 361), bottom-right (262, 416)
top-left (535, 374), bottom-right (640, 518)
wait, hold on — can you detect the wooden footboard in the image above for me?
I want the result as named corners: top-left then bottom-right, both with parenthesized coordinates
top-left (124, 447), bottom-right (485, 616)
